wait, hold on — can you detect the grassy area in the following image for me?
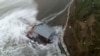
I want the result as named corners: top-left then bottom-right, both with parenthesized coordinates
top-left (70, 0), bottom-right (100, 56)
top-left (75, 0), bottom-right (93, 20)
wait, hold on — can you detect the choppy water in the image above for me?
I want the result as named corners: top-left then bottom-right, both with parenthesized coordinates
top-left (0, 0), bottom-right (73, 56)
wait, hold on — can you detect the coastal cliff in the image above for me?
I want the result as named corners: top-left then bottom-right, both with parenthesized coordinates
top-left (64, 0), bottom-right (100, 56)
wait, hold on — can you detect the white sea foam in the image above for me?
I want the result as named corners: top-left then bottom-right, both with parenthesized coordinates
top-left (0, 0), bottom-right (69, 56)
top-left (0, 0), bottom-right (39, 56)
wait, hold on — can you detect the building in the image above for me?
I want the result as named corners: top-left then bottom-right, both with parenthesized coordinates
top-left (27, 23), bottom-right (55, 44)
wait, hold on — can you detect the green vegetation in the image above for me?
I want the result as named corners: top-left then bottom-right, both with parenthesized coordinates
top-left (70, 0), bottom-right (100, 56)
top-left (75, 0), bottom-right (93, 20)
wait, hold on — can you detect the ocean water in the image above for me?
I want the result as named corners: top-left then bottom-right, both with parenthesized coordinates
top-left (0, 0), bottom-right (73, 56)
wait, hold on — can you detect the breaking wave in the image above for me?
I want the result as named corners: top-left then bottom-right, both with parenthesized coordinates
top-left (0, 0), bottom-right (67, 56)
